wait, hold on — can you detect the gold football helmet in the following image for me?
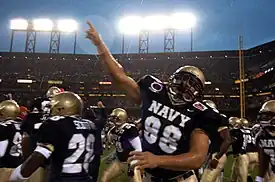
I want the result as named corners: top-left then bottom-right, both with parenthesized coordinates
top-left (240, 118), bottom-right (249, 128)
top-left (168, 65), bottom-right (205, 105)
top-left (0, 100), bottom-right (20, 121)
top-left (258, 100), bottom-right (275, 136)
top-left (203, 100), bottom-right (217, 109)
top-left (229, 117), bottom-right (241, 129)
top-left (50, 91), bottom-right (83, 116)
top-left (259, 100), bottom-right (275, 113)
top-left (46, 86), bottom-right (61, 99)
top-left (108, 108), bottom-right (128, 125)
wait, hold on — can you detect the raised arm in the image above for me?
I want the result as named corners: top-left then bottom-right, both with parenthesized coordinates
top-left (86, 21), bottom-right (141, 104)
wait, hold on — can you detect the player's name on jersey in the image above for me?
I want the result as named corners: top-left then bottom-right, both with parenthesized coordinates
top-left (148, 100), bottom-right (191, 127)
top-left (259, 139), bottom-right (275, 148)
top-left (73, 120), bottom-right (94, 130)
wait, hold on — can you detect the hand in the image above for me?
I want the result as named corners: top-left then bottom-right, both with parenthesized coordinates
top-left (86, 21), bottom-right (103, 46)
top-left (97, 101), bottom-right (105, 108)
top-left (209, 158), bottom-right (219, 169)
top-left (128, 151), bottom-right (159, 171)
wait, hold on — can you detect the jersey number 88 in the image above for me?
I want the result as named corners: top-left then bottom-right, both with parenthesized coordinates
top-left (144, 116), bottom-right (182, 154)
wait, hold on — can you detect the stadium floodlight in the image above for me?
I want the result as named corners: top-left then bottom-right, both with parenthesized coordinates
top-left (17, 79), bottom-right (33, 84)
top-left (33, 19), bottom-right (53, 31)
top-left (10, 19), bottom-right (28, 30)
top-left (57, 19), bottom-right (78, 32)
top-left (118, 16), bottom-right (143, 35)
top-left (169, 13), bottom-right (196, 30)
top-left (143, 15), bottom-right (169, 31)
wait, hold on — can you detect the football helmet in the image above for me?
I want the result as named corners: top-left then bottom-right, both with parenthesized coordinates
top-left (167, 65), bottom-right (205, 105)
top-left (108, 108), bottom-right (128, 125)
top-left (229, 117), bottom-right (241, 129)
top-left (203, 100), bottom-right (217, 109)
top-left (240, 118), bottom-right (249, 128)
top-left (50, 91), bottom-right (83, 116)
top-left (257, 100), bottom-right (275, 136)
top-left (0, 100), bottom-right (20, 121)
top-left (46, 86), bottom-right (61, 99)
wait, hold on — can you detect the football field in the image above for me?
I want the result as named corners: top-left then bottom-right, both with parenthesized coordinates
top-left (98, 150), bottom-right (258, 182)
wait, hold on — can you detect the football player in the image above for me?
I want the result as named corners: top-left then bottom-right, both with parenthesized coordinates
top-left (200, 100), bottom-right (231, 182)
top-left (84, 101), bottom-right (107, 182)
top-left (0, 100), bottom-right (22, 182)
top-left (255, 100), bottom-right (275, 182)
top-left (227, 117), bottom-right (241, 182)
top-left (10, 91), bottom-right (97, 182)
top-left (230, 118), bottom-right (256, 182)
top-left (240, 118), bottom-right (258, 181)
top-left (102, 108), bottom-right (142, 182)
top-left (21, 86), bottom-right (61, 158)
top-left (86, 21), bottom-right (229, 182)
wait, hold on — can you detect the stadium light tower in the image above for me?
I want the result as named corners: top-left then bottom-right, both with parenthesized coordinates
top-left (10, 18), bottom-right (78, 54)
top-left (118, 12), bottom-right (196, 53)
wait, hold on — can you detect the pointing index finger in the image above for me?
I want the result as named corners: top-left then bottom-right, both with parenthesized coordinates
top-left (87, 20), bottom-right (95, 30)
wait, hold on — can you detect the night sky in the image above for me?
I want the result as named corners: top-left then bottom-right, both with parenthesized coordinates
top-left (0, 0), bottom-right (274, 54)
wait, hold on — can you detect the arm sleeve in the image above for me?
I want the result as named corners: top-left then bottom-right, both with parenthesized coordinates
top-left (196, 109), bottom-right (229, 137)
top-left (0, 124), bottom-right (9, 141)
top-left (124, 125), bottom-right (139, 139)
top-left (36, 120), bottom-right (58, 155)
top-left (94, 108), bottom-right (107, 130)
top-left (137, 75), bottom-right (151, 89)
top-left (128, 137), bottom-right (142, 152)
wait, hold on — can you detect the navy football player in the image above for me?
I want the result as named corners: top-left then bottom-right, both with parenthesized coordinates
top-left (84, 101), bottom-right (107, 182)
top-left (10, 91), bottom-right (97, 182)
top-left (21, 86), bottom-right (61, 158)
top-left (255, 100), bottom-right (275, 182)
top-left (86, 21), bottom-right (229, 182)
top-left (102, 108), bottom-right (142, 182)
top-left (200, 100), bottom-right (231, 182)
top-left (0, 100), bottom-right (22, 181)
top-left (230, 118), bottom-right (257, 182)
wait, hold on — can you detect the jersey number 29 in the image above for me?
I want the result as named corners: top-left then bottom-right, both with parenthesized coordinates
top-left (144, 116), bottom-right (182, 154)
top-left (63, 134), bottom-right (95, 173)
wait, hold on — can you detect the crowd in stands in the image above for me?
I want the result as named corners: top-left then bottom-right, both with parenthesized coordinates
top-left (0, 41), bottom-right (275, 114)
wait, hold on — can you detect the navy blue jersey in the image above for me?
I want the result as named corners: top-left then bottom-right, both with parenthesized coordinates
top-left (110, 123), bottom-right (139, 162)
top-left (0, 119), bottom-right (23, 168)
top-left (256, 128), bottom-right (275, 172)
top-left (36, 116), bottom-right (97, 181)
top-left (231, 128), bottom-right (255, 155)
top-left (138, 75), bottom-right (228, 179)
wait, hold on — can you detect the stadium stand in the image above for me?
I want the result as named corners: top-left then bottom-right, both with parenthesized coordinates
top-left (0, 41), bottom-right (275, 118)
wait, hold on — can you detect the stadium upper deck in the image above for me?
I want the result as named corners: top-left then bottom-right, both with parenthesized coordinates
top-left (0, 40), bottom-right (274, 95)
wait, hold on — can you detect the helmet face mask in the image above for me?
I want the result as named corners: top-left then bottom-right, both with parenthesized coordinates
top-left (107, 115), bottom-right (121, 126)
top-left (168, 72), bottom-right (203, 105)
top-left (257, 111), bottom-right (275, 136)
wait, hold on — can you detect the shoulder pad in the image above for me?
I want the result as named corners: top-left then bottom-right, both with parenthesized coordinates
top-left (48, 116), bottom-right (65, 121)
top-left (121, 123), bottom-right (135, 129)
top-left (138, 75), bottom-right (163, 87)
top-left (0, 122), bottom-right (8, 127)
